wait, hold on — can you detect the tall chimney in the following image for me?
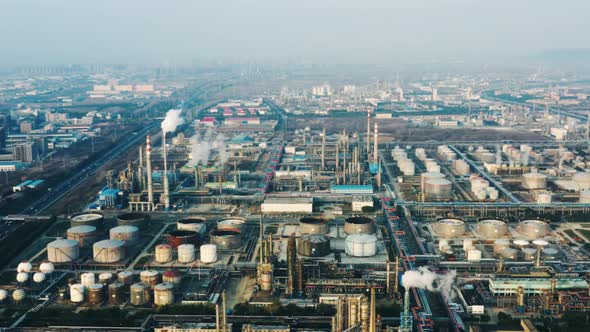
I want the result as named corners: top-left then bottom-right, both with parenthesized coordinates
top-left (404, 288), bottom-right (410, 316)
top-left (369, 287), bottom-right (376, 332)
top-left (366, 111), bottom-right (371, 159)
top-left (259, 215), bottom-right (265, 263)
top-left (222, 290), bottom-right (227, 332)
top-left (162, 131), bottom-right (170, 210)
top-left (145, 135), bottom-right (154, 209)
top-left (321, 128), bottom-right (326, 170)
top-left (373, 122), bottom-right (378, 164)
top-left (138, 146), bottom-right (144, 191)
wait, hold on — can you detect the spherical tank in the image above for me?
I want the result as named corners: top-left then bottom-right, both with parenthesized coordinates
top-left (108, 282), bottom-right (125, 305)
top-left (299, 216), bottom-right (329, 235)
top-left (155, 244), bottom-right (173, 263)
top-left (109, 226), bottom-right (140, 246)
top-left (116, 212), bottom-right (149, 229)
top-left (518, 220), bottom-right (550, 239)
top-left (345, 234), bottom-right (377, 257)
top-left (16, 272), bottom-right (28, 283)
top-left (87, 283), bottom-right (104, 304)
top-left (154, 283), bottom-right (174, 306)
top-left (217, 217), bottom-right (246, 233)
top-left (93, 240), bottom-right (125, 263)
top-left (420, 172), bottom-right (446, 191)
top-left (573, 172), bottom-right (590, 190)
top-left (17, 261), bottom-right (32, 273)
top-left (476, 219), bottom-right (508, 238)
top-left (177, 244), bottom-right (195, 263)
top-left (39, 262), bottom-right (55, 274)
top-left (0, 289), bottom-right (7, 302)
top-left (435, 219), bottom-right (465, 238)
top-left (81, 272), bottom-right (96, 287)
top-left (580, 190), bottom-right (590, 203)
top-left (200, 244), bottom-right (218, 263)
top-left (67, 225), bottom-right (97, 248)
top-left (130, 282), bottom-right (150, 306)
top-left (297, 234), bottom-right (331, 257)
top-left (70, 283), bottom-right (85, 303)
top-left (140, 270), bottom-right (160, 288)
top-left (424, 179), bottom-right (453, 201)
top-left (162, 270), bottom-right (182, 285)
top-left (47, 239), bottom-right (80, 263)
top-left (70, 212), bottom-right (104, 228)
top-left (209, 230), bottom-right (241, 250)
top-left (177, 217), bottom-right (207, 234)
top-left (98, 273), bottom-right (113, 284)
top-left (117, 271), bottom-right (134, 284)
top-left (12, 289), bottom-right (26, 302)
top-left (344, 216), bottom-right (376, 235)
top-left (33, 272), bottom-right (46, 283)
top-left (167, 230), bottom-right (200, 248)
top-left (522, 172), bottom-right (547, 189)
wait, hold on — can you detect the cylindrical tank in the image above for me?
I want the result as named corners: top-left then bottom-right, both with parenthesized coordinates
top-left (297, 234), bottom-right (330, 257)
top-left (573, 172), bottom-right (590, 190)
top-left (299, 216), bottom-right (330, 235)
top-left (108, 282), bottom-right (125, 305)
top-left (344, 216), bottom-right (376, 235)
top-left (177, 244), bottom-right (195, 263)
top-left (117, 271), bottom-right (134, 284)
top-left (345, 234), bottom-right (377, 257)
top-left (500, 248), bottom-right (518, 260)
top-left (259, 270), bottom-right (272, 291)
top-left (518, 220), bottom-right (550, 239)
top-left (494, 239), bottom-right (511, 254)
top-left (513, 239), bottom-right (530, 248)
top-left (162, 270), bottom-right (182, 285)
top-left (98, 273), bottom-right (113, 284)
top-left (33, 272), bottom-right (46, 283)
top-left (536, 192), bottom-right (552, 204)
top-left (116, 212), bottom-right (149, 229)
top-left (200, 244), bottom-right (218, 263)
top-left (420, 172), bottom-right (446, 190)
top-left (217, 217), bottom-right (247, 233)
top-left (209, 230), bottom-right (241, 250)
top-left (522, 248), bottom-right (537, 261)
top-left (424, 178), bottom-right (453, 200)
top-left (522, 172), bottom-right (547, 189)
top-left (81, 273), bottom-right (96, 287)
top-left (39, 262), bottom-right (55, 274)
top-left (542, 248), bottom-right (560, 260)
top-left (16, 272), bottom-right (29, 283)
top-left (109, 226), bottom-right (140, 245)
top-left (580, 189), bottom-right (590, 203)
top-left (167, 230), bottom-right (200, 248)
top-left (439, 239), bottom-right (450, 253)
top-left (467, 249), bottom-right (482, 262)
top-left (435, 218), bottom-right (465, 238)
top-left (70, 212), bottom-right (104, 228)
top-left (0, 289), bottom-right (7, 302)
top-left (476, 219), bottom-right (508, 238)
top-left (177, 217), bottom-right (207, 234)
top-left (87, 283), bottom-right (104, 304)
top-left (93, 240), bottom-right (125, 263)
top-left (154, 283), bottom-right (174, 306)
top-left (70, 283), bottom-right (85, 303)
top-left (47, 239), bottom-right (80, 263)
top-left (130, 282), bottom-right (150, 305)
top-left (12, 289), bottom-right (26, 302)
top-left (66, 225), bottom-right (97, 248)
top-left (139, 270), bottom-right (160, 288)
top-left (155, 244), bottom-right (173, 263)
top-left (17, 261), bottom-right (32, 273)
top-left (532, 240), bottom-right (549, 248)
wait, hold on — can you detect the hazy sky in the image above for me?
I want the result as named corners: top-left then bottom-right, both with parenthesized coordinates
top-left (1, 0), bottom-right (589, 66)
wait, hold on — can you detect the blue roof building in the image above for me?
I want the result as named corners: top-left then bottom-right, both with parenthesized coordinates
top-left (330, 184), bottom-right (374, 195)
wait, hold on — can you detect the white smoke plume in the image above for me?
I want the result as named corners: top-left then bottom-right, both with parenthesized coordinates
top-left (187, 128), bottom-right (229, 167)
top-left (161, 109), bottom-right (185, 133)
top-left (401, 267), bottom-right (457, 300)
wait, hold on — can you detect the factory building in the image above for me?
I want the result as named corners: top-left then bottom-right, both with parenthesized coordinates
top-left (489, 277), bottom-right (588, 296)
top-left (98, 188), bottom-right (123, 208)
top-left (330, 185), bottom-right (374, 195)
top-left (261, 197), bottom-right (313, 214)
top-left (351, 196), bottom-right (374, 212)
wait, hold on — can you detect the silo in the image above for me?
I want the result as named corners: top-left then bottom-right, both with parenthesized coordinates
top-left (66, 225), bottom-right (97, 248)
top-left (109, 226), bottom-right (140, 245)
top-left (297, 234), bottom-right (330, 257)
top-left (424, 179), bottom-right (452, 200)
top-left (154, 283), bottom-right (174, 306)
top-left (580, 190), bottom-right (590, 203)
top-left (98, 273), bottom-right (113, 284)
top-left (70, 283), bottom-right (85, 303)
top-left (155, 244), bottom-right (173, 263)
top-left (518, 220), bottom-right (550, 239)
top-left (177, 244), bottom-right (195, 263)
top-left (140, 270), bottom-right (160, 288)
top-left (200, 244), bottom-right (218, 263)
top-left (434, 218), bottom-right (465, 238)
top-left (522, 172), bottom-right (547, 189)
top-left (217, 217), bottom-right (247, 233)
top-left (116, 212), bottom-right (149, 229)
top-left (108, 282), bottom-right (125, 305)
top-left (344, 216), bottom-right (376, 235)
top-left (130, 282), bottom-right (150, 305)
top-left (209, 230), bottom-right (241, 250)
top-left (177, 217), bottom-right (207, 234)
top-left (167, 230), bottom-right (200, 248)
top-left (117, 271), bottom-right (134, 284)
top-left (299, 216), bottom-right (330, 235)
top-left (81, 273), bottom-right (95, 287)
top-left (573, 172), bottom-right (590, 190)
top-left (93, 240), bottom-right (125, 263)
top-left (420, 172), bottom-right (446, 191)
top-left (162, 270), bottom-right (182, 285)
top-left (47, 239), bottom-right (80, 263)
top-left (477, 219), bottom-right (508, 238)
top-left (87, 284), bottom-right (104, 304)
top-left (345, 234), bottom-right (378, 257)
top-left (70, 212), bottom-right (104, 228)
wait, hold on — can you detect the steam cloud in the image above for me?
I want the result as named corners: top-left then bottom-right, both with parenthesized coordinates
top-left (187, 128), bottom-right (229, 167)
top-left (161, 109), bottom-right (185, 133)
top-left (401, 267), bottom-right (457, 300)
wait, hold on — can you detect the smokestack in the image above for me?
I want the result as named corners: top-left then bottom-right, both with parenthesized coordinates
top-left (138, 146), bottom-right (144, 191)
top-left (287, 233), bottom-right (296, 296)
top-left (373, 122), bottom-right (378, 164)
top-left (366, 110), bottom-right (371, 159)
top-left (145, 135), bottom-right (154, 210)
top-left (222, 290), bottom-right (227, 332)
top-left (215, 300), bottom-right (220, 332)
top-left (321, 128), bottom-right (326, 170)
top-left (403, 288), bottom-right (410, 316)
top-left (369, 287), bottom-right (376, 332)
top-left (162, 131), bottom-right (170, 210)
top-left (259, 215), bottom-right (265, 263)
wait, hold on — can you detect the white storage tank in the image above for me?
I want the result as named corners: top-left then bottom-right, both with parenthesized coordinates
top-left (217, 217), bottom-right (246, 232)
top-left (47, 239), bottom-right (80, 263)
top-left (420, 172), bottom-right (446, 191)
top-left (17, 261), bottom-right (32, 273)
top-left (536, 192), bottom-right (552, 204)
top-left (93, 240), bottom-right (125, 263)
top-left (98, 273), bottom-right (113, 284)
top-left (154, 283), bottom-right (174, 306)
top-left (522, 172), bottom-right (547, 189)
top-left (109, 226), bottom-right (140, 245)
top-left (117, 271), bottom-right (134, 284)
top-left (453, 159), bottom-right (470, 175)
top-left (140, 270), bottom-right (160, 288)
top-left (438, 239), bottom-right (450, 253)
top-left (200, 244), bottom-right (218, 263)
top-left (476, 219), bottom-right (508, 238)
top-left (81, 272), bottom-right (96, 287)
top-left (434, 218), bottom-right (465, 238)
top-left (424, 179), bottom-right (452, 200)
top-left (155, 244), bottom-right (173, 263)
top-left (463, 239), bottom-right (474, 251)
top-left (345, 234), bottom-right (378, 257)
top-left (542, 248), bottom-right (560, 260)
top-left (494, 239), bottom-right (511, 254)
top-left (66, 225), bottom-right (97, 248)
top-left (70, 283), bottom-right (85, 303)
top-left (518, 220), bottom-right (550, 239)
top-left (39, 262), bottom-right (55, 274)
top-left (16, 272), bottom-right (29, 283)
top-left (467, 249), bottom-right (482, 262)
top-left (177, 244), bottom-right (195, 263)
top-left (0, 289), bottom-right (7, 302)
top-left (33, 272), bottom-right (46, 283)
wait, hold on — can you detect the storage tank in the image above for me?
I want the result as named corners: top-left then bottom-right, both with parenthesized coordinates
top-left (33, 272), bottom-right (46, 283)
top-left (434, 218), bottom-right (465, 238)
top-left (345, 234), bottom-right (378, 257)
top-left (154, 283), bottom-right (174, 306)
top-left (70, 212), bottom-right (104, 228)
top-left (162, 270), bottom-right (182, 285)
top-left (155, 244), bottom-right (173, 263)
top-left (438, 239), bottom-right (450, 253)
top-left (467, 249), bottom-right (482, 262)
top-left (98, 273), bottom-right (113, 284)
top-left (425, 179), bottom-right (452, 200)
top-left (39, 262), bottom-right (55, 274)
top-left (518, 220), bottom-right (550, 239)
top-left (0, 289), bottom-right (7, 302)
top-left (12, 289), bottom-right (26, 302)
top-left (16, 272), bottom-right (28, 283)
top-left (536, 192), bottom-right (552, 204)
top-left (453, 159), bottom-right (470, 175)
top-left (117, 271), bottom-right (134, 284)
top-left (476, 219), bottom-right (508, 238)
top-left (139, 270), bottom-right (160, 288)
top-left (209, 230), bottom-right (241, 250)
top-left (463, 239), bottom-right (474, 251)
top-left (420, 172), bottom-right (446, 190)
top-left (500, 248), bottom-right (518, 260)
top-left (17, 261), bottom-right (32, 273)
top-left (81, 272), bottom-right (95, 287)
top-left (299, 216), bottom-right (330, 235)
top-left (522, 248), bottom-right (537, 261)
top-left (494, 239), bottom-right (511, 254)
top-left (47, 239), bottom-right (80, 263)
top-left (130, 282), bottom-right (150, 305)
top-left (542, 248), bottom-right (560, 260)
top-left (579, 189), bottom-right (590, 203)
top-left (66, 225), bottom-right (97, 248)
top-left (177, 217), bottom-right (207, 234)
top-left (70, 283), bottom-right (85, 303)
top-left (532, 239), bottom-right (549, 248)
top-left (109, 226), bottom-right (140, 245)
top-left (573, 172), bottom-right (590, 190)
top-left (522, 172), bottom-right (547, 189)
top-left (88, 284), bottom-right (104, 304)
top-left (167, 230), bottom-right (200, 248)
top-left (513, 239), bottom-right (530, 248)
top-left (200, 244), bottom-right (218, 263)
top-left (297, 234), bottom-right (331, 257)
top-left (108, 282), bottom-right (125, 305)
top-left (93, 240), bottom-right (125, 263)
top-left (177, 244), bottom-right (195, 263)
top-left (344, 216), bottom-right (376, 235)
top-left (217, 217), bottom-right (247, 233)
top-left (116, 212), bottom-right (149, 229)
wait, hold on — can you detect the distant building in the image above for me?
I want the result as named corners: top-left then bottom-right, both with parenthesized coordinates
top-left (0, 161), bottom-right (26, 172)
top-left (352, 195), bottom-right (374, 212)
top-left (225, 117), bottom-right (261, 126)
top-left (20, 121), bottom-right (33, 133)
top-left (12, 143), bottom-right (34, 162)
top-left (330, 185), bottom-right (374, 195)
top-left (261, 196), bottom-right (313, 214)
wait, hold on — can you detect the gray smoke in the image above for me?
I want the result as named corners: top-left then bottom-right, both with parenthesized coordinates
top-left (187, 128), bottom-right (228, 167)
top-left (161, 109), bottom-right (185, 133)
top-left (401, 267), bottom-right (457, 300)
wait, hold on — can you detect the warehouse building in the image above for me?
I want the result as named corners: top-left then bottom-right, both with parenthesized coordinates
top-left (261, 196), bottom-right (313, 214)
